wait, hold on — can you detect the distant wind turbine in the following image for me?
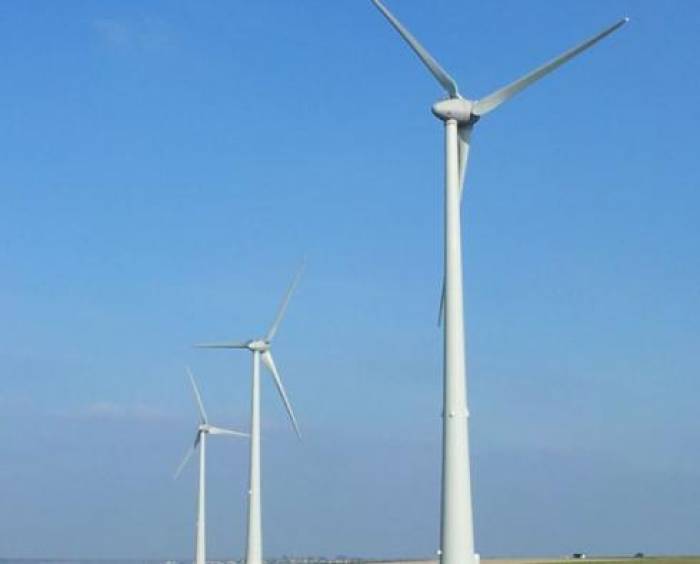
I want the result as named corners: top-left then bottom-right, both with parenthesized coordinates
top-left (174, 367), bottom-right (248, 564)
top-left (368, 3), bottom-right (628, 564)
top-left (195, 264), bottom-right (304, 564)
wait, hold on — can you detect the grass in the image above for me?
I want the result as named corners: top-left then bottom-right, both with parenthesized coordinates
top-left (534, 559), bottom-right (700, 564)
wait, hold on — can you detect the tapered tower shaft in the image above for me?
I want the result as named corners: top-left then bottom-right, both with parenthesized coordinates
top-left (441, 119), bottom-right (475, 564)
top-left (246, 350), bottom-right (262, 564)
top-left (196, 433), bottom-right (207, 564)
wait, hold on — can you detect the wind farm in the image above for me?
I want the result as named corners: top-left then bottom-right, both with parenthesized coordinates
top-left (1, 1), bottom-right (699, 563)
top-left (195, 266), bottom-right (304, 564)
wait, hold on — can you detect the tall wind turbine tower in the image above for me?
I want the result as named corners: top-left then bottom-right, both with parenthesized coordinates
top-left (368, 3), bottom-right (628, 564)
top-left (195, 265), bottom-right (303, 564)
top-left (175, 368), bottom-right (248, 564)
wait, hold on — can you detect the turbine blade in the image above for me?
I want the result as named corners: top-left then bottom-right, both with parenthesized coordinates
top-left (208, 426), bottom-right (249, 438)
top-left (473, 17), bottom-right (629, 116)
top-left (437, 282), bottom-right (446, 327)
top-left (370, 0), bottom-right (459, 98)
top-left (186, 367), bottom-right (208, 424)
top-left (438, 124), bottom-right (473, 327)
top-left (261, 351), bottom-right (301, 439)
top-left (194, 341), bottom-right (248, 349)
top-left (457, 124), bottom-right (473, 201)
top-left (266, 261), bottom-right (305, 343)
top-left (173, 440), bottom-right (198, 480)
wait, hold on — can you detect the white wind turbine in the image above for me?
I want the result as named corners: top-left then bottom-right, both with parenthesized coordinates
top-left (195, 265), bottom-right (303, 564)
top-left (369, 3), bottom-right (628, 564)
top-left (174, 367), bottom-right (248, 564)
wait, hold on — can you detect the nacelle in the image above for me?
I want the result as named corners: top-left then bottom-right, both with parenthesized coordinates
top-left (431, 98), bottom-right (473, 123)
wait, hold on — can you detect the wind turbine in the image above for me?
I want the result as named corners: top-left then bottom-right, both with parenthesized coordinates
top-left (195, 265), bottom-right (303, 564)
top-left (174, 367), bottom-right (248, 564)
top-left (368, 3), bottom-right (628, 564)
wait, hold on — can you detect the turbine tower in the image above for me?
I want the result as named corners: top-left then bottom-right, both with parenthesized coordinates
top-left (368, 3), bottom-right (628, 564)
top-left (195, 265), bottom-right (303, 564)
top-left (175, 367), bottom-right (248, 564)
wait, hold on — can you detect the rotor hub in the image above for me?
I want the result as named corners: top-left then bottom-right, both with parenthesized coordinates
top-left (431, 97), bottom-right (474, 123)
top-left (248, 340), bottom-right (269, 352)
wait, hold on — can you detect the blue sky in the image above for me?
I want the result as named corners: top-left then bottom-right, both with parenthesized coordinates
top-left (1, 0), bottom-right (699, 559)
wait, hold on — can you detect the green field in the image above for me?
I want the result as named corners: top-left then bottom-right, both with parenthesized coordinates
top-left (535, 559), bottom-right (700, 564)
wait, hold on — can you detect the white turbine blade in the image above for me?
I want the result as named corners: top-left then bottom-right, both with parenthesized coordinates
top-left (438, 124), bottom-right (473, 327)
top-left (173, 435), bottom-right (199, 480)
top-left (173, 447), bottom-right (194, 480)
top-left (186, 367), bottom-right (208, 424)
top-left (438, 282), bottom-right (446, 327)
top-left (473, 17), bottom-right (629, 116)
top-left (266, 261), bottom-right (305, 343)
top-left (370, 0), bottom-right (460, 98)
top-left (457, 124), bottom-right (472, 201)
top-left (194, 341), bottom-right (248, 349)
top-left (208, 426), bottom-right (249, 438)
top-left (261, 351), bottom-right (301, 439)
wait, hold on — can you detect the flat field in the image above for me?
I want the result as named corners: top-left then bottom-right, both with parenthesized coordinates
top-left (528, 560), bottom-right (700, 564)
top-left (371, 557), bottom-right (700, 564)
top-left (525, 559), bottom-right (700, 564)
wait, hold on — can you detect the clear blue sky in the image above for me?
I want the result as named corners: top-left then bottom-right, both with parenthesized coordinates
top-left (1, 0), bottom-right (699, 559)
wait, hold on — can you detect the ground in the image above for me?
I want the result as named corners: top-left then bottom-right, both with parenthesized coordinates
top-left (369, 557), bottom-right (700, 564)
